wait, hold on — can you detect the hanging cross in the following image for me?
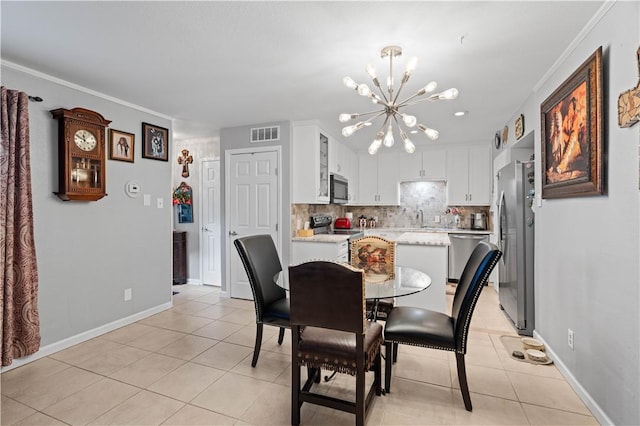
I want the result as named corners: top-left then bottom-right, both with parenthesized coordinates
top-left (618, 47), bottom-right (640, 128)
top-left (177, 149), bottom-right (193, 178)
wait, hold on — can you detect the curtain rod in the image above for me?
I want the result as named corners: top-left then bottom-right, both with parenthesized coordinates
top-left (28, 95), bottom-right (43, 102)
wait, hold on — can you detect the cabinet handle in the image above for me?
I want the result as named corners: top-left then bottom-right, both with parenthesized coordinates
top-left (469, 194), bottom-right (472, 201)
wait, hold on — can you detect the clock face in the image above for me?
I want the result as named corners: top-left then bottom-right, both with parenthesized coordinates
top-left (74, 129), bottom-right (97, 151)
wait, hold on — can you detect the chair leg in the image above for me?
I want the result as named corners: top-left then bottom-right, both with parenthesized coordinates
top-left (374, 347), bottom-right (382, 396)
top-left (356, 365), bottom-right (365, 426)
top-left (393, 342), bottom-right (398, 364)
top-left (277, 327), bottom-right (285, 345)
top-left (384, 341), bottom-right (394, 393)
top-left (251, 323), bottom-right (263, 367)
top-left (455, 352), bottom-right (472, 411)
top-left (292, 357), bottom-right (301, 425)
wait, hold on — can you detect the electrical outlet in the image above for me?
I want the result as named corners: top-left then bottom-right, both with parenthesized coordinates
top-left (143, 194), bottom-right (151, 206)
top-left (568, 328), bottom-right (574, 350)
top-left (434, 215), bottom-right (441, 223)
top-left (124, 288), bottom-right (132, 301)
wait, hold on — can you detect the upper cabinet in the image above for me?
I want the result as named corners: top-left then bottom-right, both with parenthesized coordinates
top-left (292, 124), bottom-right (329, 204)
top-left (446, 145), bottom-right (491, 205)
top-left (356, 151), bottom-right (399, 205)
top-left (397, 148), bottom-right (447, 181)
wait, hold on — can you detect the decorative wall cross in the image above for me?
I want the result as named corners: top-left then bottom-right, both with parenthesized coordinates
top-left (177, 149), bottom-right (193, 178)
top-left (618, 47), bottom-right (640, 128)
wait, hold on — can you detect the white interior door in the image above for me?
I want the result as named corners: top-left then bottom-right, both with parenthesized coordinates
top-left (201, 159), bottom-right (221, 286)
top-left (227, 149), bottom-right (279, 300)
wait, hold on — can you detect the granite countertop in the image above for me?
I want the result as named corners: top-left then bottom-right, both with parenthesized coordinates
top-left (372, 227), bottom-right (491, 235)
top-left (291, 234), bottom-right (350, 243)
top-left (395, 232), bottom-right (451, 246)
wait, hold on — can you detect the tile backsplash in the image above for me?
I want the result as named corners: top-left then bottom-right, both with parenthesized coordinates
top-left (292, 181), bottom-right (491, 233)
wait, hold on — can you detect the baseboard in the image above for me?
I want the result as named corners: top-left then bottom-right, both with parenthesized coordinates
top-left (533, 331), bottom-right (613, 425)
top-left (1, 301), bottom-right (173, 373)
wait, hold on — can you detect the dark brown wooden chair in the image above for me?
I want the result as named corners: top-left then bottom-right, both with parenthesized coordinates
top-left (289, 261), bottom-right (383, 426)
top-left (233, 234), bottom-right (290, 367)
top-left (383, 241), bottom-right (501, 411)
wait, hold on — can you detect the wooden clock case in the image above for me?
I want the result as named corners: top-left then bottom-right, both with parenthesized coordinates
top-left (51, 107), bottom-right (111, 201)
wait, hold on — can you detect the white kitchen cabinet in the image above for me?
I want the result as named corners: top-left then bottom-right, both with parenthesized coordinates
top-left (291, 239), bottom-right (349, 264)
top-left (357, 151), bottom-right (399, 205)
top-left (446, 145), bottom-right (491, 205)
top-left (292, 124), bottom-right (329, 204)
top-left (397, 149), bottom-right (447, 181)
top-left (329, 137), bottom-right (349, 178)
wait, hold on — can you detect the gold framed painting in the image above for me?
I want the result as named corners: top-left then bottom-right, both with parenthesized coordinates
top-left (541, 46), bottom-right (604, 199)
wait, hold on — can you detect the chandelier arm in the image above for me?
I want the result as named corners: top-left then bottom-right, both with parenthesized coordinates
top-left (373, 82), bottom-right (391, 104)
top-left (396, 92), bottom-right (423, 108)
top-left (392, 75), bottom-right (411, 105)
top-left (401, 96), bottom-right (439, 107)
top-left (363, 111), bottom-right (388, 124)
top-left (355, 109), bottom-right (388, 118)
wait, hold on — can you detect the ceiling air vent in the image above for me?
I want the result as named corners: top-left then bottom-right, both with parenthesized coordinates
top-left (250, 126), bottom-right (280, 143)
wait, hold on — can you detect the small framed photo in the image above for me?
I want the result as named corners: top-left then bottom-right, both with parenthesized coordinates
top-left (541, 46), bottom-right (603, 199)
top-left (108, 129), bottom-right (135, 163)
top-left (142, 122), bottom-right (169, 161)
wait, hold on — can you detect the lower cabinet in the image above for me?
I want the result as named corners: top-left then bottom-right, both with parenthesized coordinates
top-left (395, 243), bottom-right (448, 313)
top-left (291, 239), bottom-right (349, 264)
top-left (173, 231), bottom-right (187, 284)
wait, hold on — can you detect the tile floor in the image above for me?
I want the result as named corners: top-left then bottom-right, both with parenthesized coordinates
top-left (1, 284), bottom-right (599, 425)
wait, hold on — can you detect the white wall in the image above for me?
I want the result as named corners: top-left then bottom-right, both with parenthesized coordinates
top-left (1, 65), bottom-right (173, 362)
top-left (499, 3), bottom-right (639, 424)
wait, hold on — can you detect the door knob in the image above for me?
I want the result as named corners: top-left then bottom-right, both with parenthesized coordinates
top-left (228, 231), bottom-right (238, 236)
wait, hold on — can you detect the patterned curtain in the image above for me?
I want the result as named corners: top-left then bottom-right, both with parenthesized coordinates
top-left (0, 87), bottom-right (41, 366)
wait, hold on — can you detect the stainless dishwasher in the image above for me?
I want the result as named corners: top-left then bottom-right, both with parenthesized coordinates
top-left (448, 234), bottom-right (489, 282)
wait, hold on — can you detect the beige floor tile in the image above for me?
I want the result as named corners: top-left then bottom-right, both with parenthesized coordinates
top-left (240, 380), bottom-right (298, 425)
top-left (192, 320), bottom-right (245, 341)
top-left (223, 323), bottom-right (278, 348)
top-left (4, 365), bottom-right (102, 411)
top-left (13, 411), bottom-right (68, 425)
top-left (156, 334), bottom-right (218, 360)
top-left (450, 362), bottom-right (518, 401)
top-left (49, 338), bottom-right (124, 366)
top-left (1, 358), bottom-right (70, 396)
top-left (508, 371), bottom-right (592, 415)
top-left (192, 341), bottom-right (253, 371)
top-left (162, 404), bottom-right (236, 425)
top-left (74, 343), bottom-right (150, 376)
top-left (191, 372), bottom-right (283, 418)
top-left (109, 352), bottom-right (185, 388)
top-left (100, 323), bottom-right (157, 344)
top-left (452, 392), bottom-right (529, 424)
top-left (193, 292), bottom-right (222, 305)
top-left (230, 350), bottom-right (290, 382)
top-left (378, 377), bottom-right (457, 424)
top-left (218, 308), bottom-right (255, 325)
top-left (169, 300), bottom-right (211, 315)
top-left (139, 310), bottom-right (213, 333)
top-left (461, 340), bottom-right (504, 370)
top-left (148, 362), bottom-right (224, 402)
top-left (522, 403), bottom-right (599, 425)
top-left (89, 390), bottom-right (184, 425)
top-left (395, 343), bottom-right (451, 361)
top-left (124, 327), bottom-right (186, 352)
top-left (192, 304), bottom-right (241, 320)
top-left (42, 378), bottom-right (140, 425)
top-left (391, 351), bottom-right (452, 388)
top-left (1, 395), bottom-right (36, 425)
top-left (216, 298), bottom-right (254, 310)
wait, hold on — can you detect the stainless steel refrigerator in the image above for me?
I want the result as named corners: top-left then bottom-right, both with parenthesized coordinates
top-left (497, 160), bottom-right (535, 336)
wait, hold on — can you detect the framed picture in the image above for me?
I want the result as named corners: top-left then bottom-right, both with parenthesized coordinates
top-left (108, 129), bottom-right (135, 162)
top-left (541, 46), bottom-right (603, 199)
top-left (177, 204), bottom-right (193, 223)
top-left (142, 122), bottom-right (169, 161)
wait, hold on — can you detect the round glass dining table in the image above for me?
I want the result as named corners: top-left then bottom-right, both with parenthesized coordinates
top-left (274, 264), bottom-right (431, 301)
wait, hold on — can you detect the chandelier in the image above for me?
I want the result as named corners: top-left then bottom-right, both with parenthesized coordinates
top-left (339, 45), bottom-right (459, 155)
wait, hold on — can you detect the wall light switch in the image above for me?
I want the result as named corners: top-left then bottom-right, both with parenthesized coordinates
top-left (143, 194), bottom-right (151, 206)
top-left (434, 215), bottom-right (441, 223)
top-left (157, 198), bottom-right (164, 209)
top-left (124, 288), bottom-right (132, 301)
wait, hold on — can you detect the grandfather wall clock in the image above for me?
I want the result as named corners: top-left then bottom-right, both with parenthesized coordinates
top-left (51, 108), bottom-right (111, 201)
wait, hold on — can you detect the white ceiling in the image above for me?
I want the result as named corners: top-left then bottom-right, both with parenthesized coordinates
top-left (1, 1), bottom-right (604, 150)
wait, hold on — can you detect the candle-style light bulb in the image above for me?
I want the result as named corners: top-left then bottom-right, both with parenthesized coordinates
top-left (401, 131), bottom-right (416, 153)
top-left (383, 124), bottom-right (394, 147)
top-left (402, 114), bottom-right (417, 127)
top-left (343, 76), bottom-right (358, 89)
top-left (368, 131), bottom-right (384, 155)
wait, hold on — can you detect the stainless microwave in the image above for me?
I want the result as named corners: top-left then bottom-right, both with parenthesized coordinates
top-left (330, 174), bottom-right (348, 204)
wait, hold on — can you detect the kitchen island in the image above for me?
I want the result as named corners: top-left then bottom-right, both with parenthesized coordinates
top-left (394, 232), bottom-right (450, 313)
